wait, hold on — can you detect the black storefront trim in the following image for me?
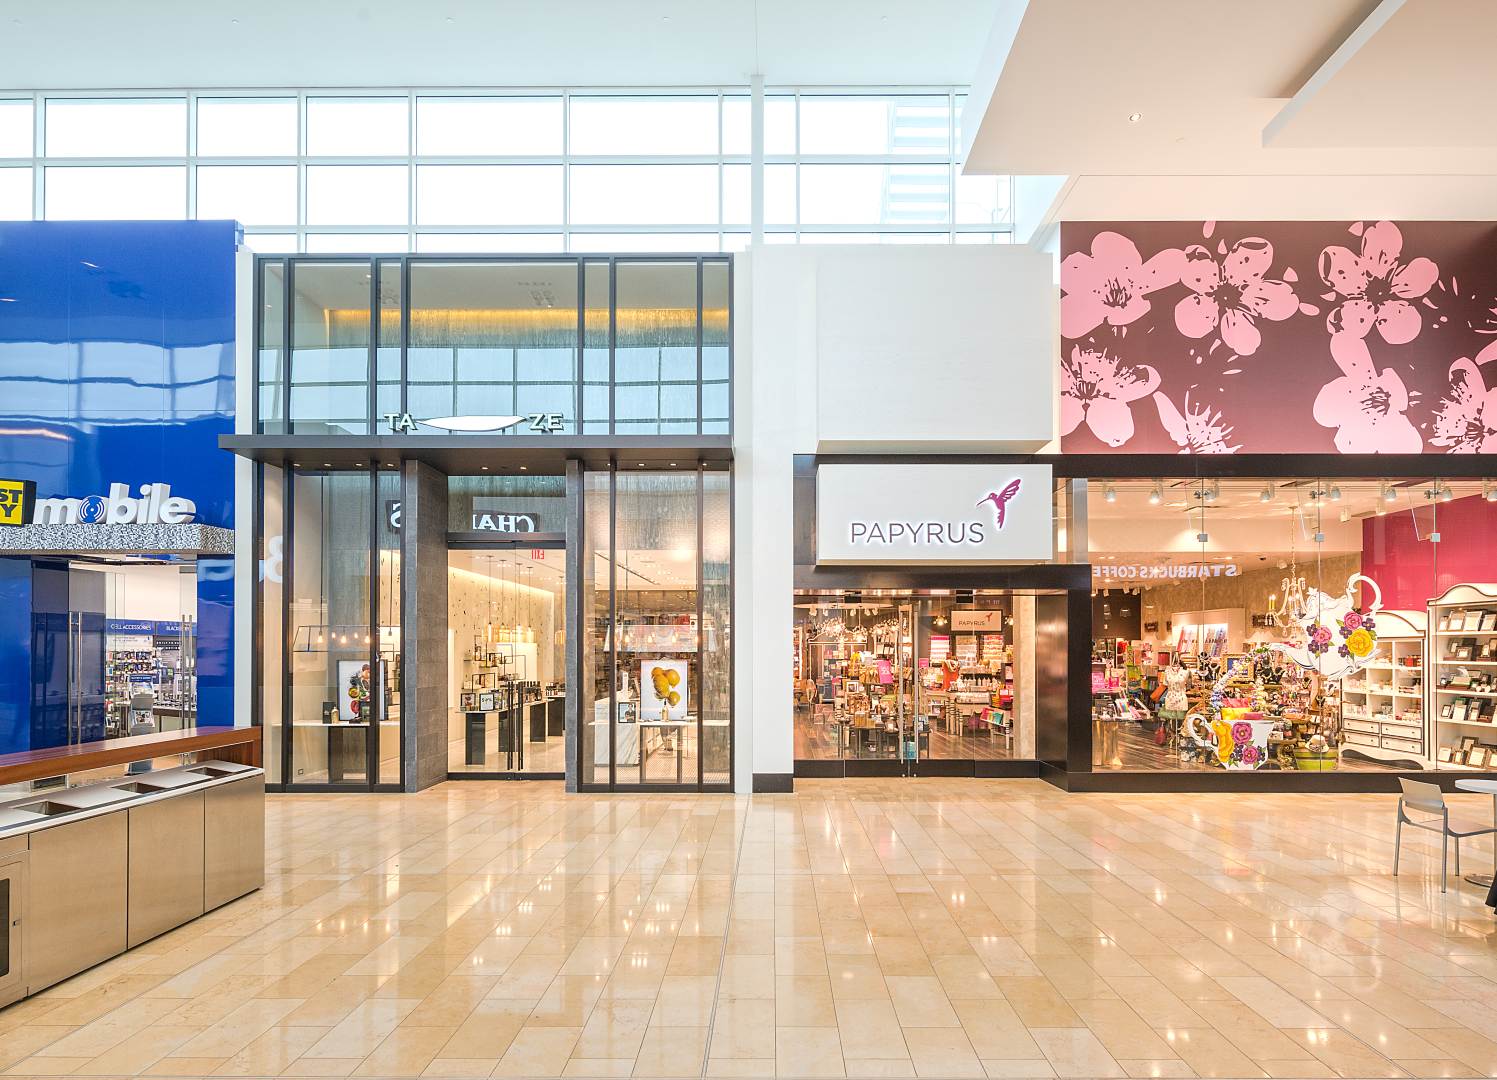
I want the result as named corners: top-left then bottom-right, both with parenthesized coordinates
top-left (806, 452), bottom-right (1497, 479)
top-left (1062, 769), bottom-right (1494, 794)
top-left (221, 434), bottom-right (731, 472)
top-left (753, 772), bottom-right (795, 792)
top-left (447, 772), bottom-right (566, 782)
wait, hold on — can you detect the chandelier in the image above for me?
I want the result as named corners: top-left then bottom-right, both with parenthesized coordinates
top-left (1274, 507), bottom-right (1309, 632)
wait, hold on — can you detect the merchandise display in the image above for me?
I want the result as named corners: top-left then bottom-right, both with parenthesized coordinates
top-left (1429, 584), bottom-right (1497, 769)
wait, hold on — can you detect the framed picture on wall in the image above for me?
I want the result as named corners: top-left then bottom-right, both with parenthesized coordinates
top-left (1470, 746), bottom-right (1491, 768)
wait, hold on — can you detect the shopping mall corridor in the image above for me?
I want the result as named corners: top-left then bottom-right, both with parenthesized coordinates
top-left (2, 780), bottom-right (1497, 1079)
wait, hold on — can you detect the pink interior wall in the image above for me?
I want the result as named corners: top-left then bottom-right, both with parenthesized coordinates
top-left (1362, 495), bottom-right (1497, 610)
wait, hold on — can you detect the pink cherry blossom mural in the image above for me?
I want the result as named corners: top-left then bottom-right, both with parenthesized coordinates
top-left (1060, 220), bottom-right (1497, 454)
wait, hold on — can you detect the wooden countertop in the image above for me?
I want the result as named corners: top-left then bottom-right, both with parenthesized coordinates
top-left (0, 726), bottom-right (262, 786)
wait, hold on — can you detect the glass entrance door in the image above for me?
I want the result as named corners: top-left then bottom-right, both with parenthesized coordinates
top-left (447, 545), bottom-right (567, 777)
top-left (794, 591), bottom-right (1027, 775)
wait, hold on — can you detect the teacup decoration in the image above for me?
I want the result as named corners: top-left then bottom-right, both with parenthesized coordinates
top-left (1269, 573), bottom-right (1382, 682)
top-left (1183, 713), bottom-right (1274, 770)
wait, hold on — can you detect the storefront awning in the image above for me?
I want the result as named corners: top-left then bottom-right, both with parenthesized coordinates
top-left (0, 523), bottom-right (233, 556)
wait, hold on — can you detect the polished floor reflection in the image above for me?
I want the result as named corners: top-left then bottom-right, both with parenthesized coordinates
top-left (4, 779), bottom-right (1497, 1078)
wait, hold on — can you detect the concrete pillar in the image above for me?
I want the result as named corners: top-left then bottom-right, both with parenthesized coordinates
top-left (401, 460), bottom-right (448, 792)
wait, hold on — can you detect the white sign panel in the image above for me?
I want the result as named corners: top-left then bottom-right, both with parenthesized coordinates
top-left (816, 464), bottom-right (1054, 564)
top-left (950, 609), bottom-right (1004, 631)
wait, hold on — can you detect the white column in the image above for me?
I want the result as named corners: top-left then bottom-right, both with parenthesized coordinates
top-left (750, 74), bottom-right (765, 246)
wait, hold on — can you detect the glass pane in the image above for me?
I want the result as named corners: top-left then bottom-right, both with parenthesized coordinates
top-left (582, 261), bottom-right (609, 434)
top-left (376, 260), bottom-right (401, 423)
top-left (306, 234), bottom-right (410, 254)
top-left (415, 233), bottom-right (565, 253)
top-left (376, 468), bottom-right (401, 784)
top-left (800, 163), bottom-right (949, 226)
top-left (615, 262), bottom-right (698, 434)
top-left (702, 470), bottom-right (731, 783)
top-left (614, 471), bottom-right (700, 785)
top-left (415, 164), bottom-right (562, 226)
top-left (702, 261), bottom-right (729, 431)
top-left (0, 100), bottom-right (32, 158)
top-left (723, 164), bottom-right (796, 227)
top-left (416, 96), bottom-right (562, 156)
top-left (568, 233), bottom-right (719, 254)
top-left (288, 471), bottom-right (371, 786)
top-left (955, 172), bottom-right (1011, 225)
top-left (44, 166), bottom-right (185, 219)
top-left (407, 262), bottom-right (579, 435)
top-left (258, 261), bottom-right (286, 434)
top-left (722, 95), bottom-right (796, 156)
top-left (306, 165), bottom-right (408, 227)
top-left (196, 165), bottom-right (297, 226)
top-left (799, 95), bottom-right (950, 156)
top-left (568, 96), bottom-right (717, 155)
top-left (306, 97), bottom-right (409, 156)
top-left (289, 261), bottom-right (371, 435)
top-left (569, 164), bottom-right (717, 226)
top-left (45, 98), bottom-right (186, 157)
top-left (260, 463), bottom-right (284, 785)
top-left (242, 233), bottom-right (298, 253)
top-left (196, 98), bottom-right (297, 156)
top-left (0, 167), bottom-right (30, 219)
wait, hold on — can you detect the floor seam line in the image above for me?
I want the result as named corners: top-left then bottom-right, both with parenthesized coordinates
top-left (699, 793), bottom-right (753, 1076)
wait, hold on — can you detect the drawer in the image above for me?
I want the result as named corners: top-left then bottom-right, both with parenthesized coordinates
top-left (1381, 734), bottom-right (1424, 754)
top-left (1344, 732), bottom-right (1379, 749)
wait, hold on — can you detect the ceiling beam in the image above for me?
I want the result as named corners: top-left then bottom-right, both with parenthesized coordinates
top-left (1262, 0), bottom-right (1406, 147)
top-left (959, 0), bottom-right (1032, 165)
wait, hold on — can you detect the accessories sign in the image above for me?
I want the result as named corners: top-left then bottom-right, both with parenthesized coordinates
top-left (815, 463), bottom-right (1053, 564)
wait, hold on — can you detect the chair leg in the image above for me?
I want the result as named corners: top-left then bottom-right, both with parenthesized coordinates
top-left (1441, 833), bottom-right (1448, 894)
top-left (1455, 835), bottom-right (1461, 877)
top-left (1393, 815), bottom-right (1402, 877)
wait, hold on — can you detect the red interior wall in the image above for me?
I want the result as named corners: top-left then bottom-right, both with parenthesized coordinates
top-left (1362, 495), bottom-right (1497, 610)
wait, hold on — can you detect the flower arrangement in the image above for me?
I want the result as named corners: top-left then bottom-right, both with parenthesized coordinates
top-left (1304, 606), bottom-right (1378, 661)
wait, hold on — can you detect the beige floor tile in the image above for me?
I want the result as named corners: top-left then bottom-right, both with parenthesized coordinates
top-left (777, 1026), bottom-right (846, 1078)
top-left (979, 1059), bottom-right (1056, 1078)
top-left (492, 1025), bottom-right (581, 1077)
top-left (843, 1057), bottom-right (916, 1077)
top-left (885, 976), bottom-right (960, 1028)
top-left (561, 1057), bottom-right (635, 1076)
top-left (901, 1027), bottom-right (985, 1078)
top-left (631, 1024), bottom-right (708, 1077)
top-left (652, 975), bottom-right (720, 1027)
top-left (710, 998), bottom-right (778, 1059)
top-left (777, 975), bottom-right (839, 1027)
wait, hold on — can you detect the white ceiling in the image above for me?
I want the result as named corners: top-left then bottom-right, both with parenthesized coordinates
top-left (963, 0), bottom-right (1497, 228)
top-left (0, 0), bottom-right (994, 91)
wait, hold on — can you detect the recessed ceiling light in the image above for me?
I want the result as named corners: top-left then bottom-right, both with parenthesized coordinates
top-left (1128, 112), bottom-right (1142, 123)
top-left (637, 462), bottom-right (646, 467)
top-left (519, 465), bottom-right (527, 471)
top-left (481, 465), bottom-right (489, 471)
top-left (323, 462), bottom-right (332, 467)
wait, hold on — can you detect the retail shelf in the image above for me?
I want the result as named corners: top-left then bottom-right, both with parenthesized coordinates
top-left (1436, 688), bottom-right (1497, 698)
top-left (1436, 630), bottom-right (1497, 637)
top-left (1435, 659), bottom-right (1497, 666)
top-left (1436, 716), bottom-right (1497, 728)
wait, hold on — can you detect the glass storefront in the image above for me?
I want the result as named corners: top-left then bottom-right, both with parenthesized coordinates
top-left (579, 467), bottom-right (732, 790)
top-left (1087, 476), bottom-right (1497, 775)
top-left (793, 590), bottom-right (1042, 770)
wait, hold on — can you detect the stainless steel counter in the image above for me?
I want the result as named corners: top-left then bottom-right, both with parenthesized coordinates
top-left (0, 759), bottom-right (265, 1009)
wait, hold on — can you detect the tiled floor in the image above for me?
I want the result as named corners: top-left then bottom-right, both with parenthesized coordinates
top-left (5, 779), bottom-right (1497, 1079)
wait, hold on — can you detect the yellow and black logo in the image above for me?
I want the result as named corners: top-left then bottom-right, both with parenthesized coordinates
top-left (0, 479), bottom-right (36, 527)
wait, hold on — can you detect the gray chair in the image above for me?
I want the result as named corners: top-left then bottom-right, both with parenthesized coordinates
top-left (1393, 778), bottom-right (1497, 892)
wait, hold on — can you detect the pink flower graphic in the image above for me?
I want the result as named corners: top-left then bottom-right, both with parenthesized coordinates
top-left (1312, 335), bottom-right (1422, 453)
top-left (1231, 722), bottom-right (1253, 744)
top-left (1174, 238), bottom-right (1299, 356)
top-left (1152, 392), bottom-right (1240, 454)
top-left (1061, 231), bottom-right (1184, 339)
top-left (1430, 340), bottom-right (1497, 453)
top-left (1341, 611), bottom-right (1363, 633)
top-left (1240, 745), bottom-right (1261, 766)
top-left (1060, 345), bottom-right (1160, 447)
top-left (1318, 221), bottom-right (1439, 344)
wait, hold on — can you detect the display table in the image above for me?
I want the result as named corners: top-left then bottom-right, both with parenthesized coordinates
top-left (640, 719), bottom-right (692, 782)
top-left (590, 719), bottom-right (640, 766)
top-left (1454, 778), bottom-right (1497, 888)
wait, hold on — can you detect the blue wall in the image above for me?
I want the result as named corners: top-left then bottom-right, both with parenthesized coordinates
top-left (0, 222), bottom-right (240, 752)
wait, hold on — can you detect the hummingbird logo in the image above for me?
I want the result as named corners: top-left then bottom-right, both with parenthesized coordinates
top-left (977, 478), bottom-right (1022, 530)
